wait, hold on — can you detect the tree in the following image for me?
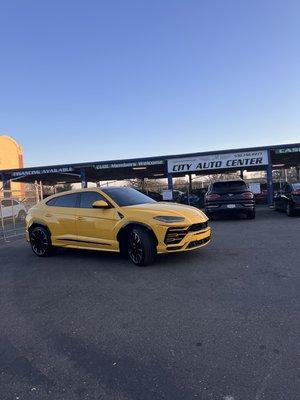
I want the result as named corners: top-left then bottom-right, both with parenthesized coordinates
top-left (56, 183), bottom-right (73, 192)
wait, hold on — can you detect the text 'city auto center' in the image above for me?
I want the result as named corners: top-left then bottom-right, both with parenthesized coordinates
top-left (168, 150), bottom-right (268, 173)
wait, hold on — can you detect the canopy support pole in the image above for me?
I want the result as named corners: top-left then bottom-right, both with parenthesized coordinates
top-left (80, 169), bottom-right (87, 188)
top-left (266, 150), bottom-right (274, 205)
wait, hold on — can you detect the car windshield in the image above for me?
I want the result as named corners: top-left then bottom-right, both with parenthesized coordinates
top-left (211, 181), bottom-right (247, 193)
top-left (102, 187), bottom-right (156, 207)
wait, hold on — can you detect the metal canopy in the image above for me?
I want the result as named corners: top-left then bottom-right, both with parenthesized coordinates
top-left (1, 157), bottom-right (167, 184)
top-left (1, 143), bottom-right (299, 185)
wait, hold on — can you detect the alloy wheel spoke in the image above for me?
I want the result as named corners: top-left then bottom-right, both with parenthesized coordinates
top-left (128, 232), bottom-right (143, 263)
top-left (31, 229), bottom-right (48, 255)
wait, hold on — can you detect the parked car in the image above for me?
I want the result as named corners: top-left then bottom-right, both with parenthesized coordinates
top-left (179, 191), bottom-right (200, 207)
top-left (0, 199), bottom-right (27, 221)
top-left (26, 188), bottom-right (211, 266)
top-left (274, 182), bottom-right (300, 216)
top-left (178, 189), bottom-right (207, 208)
top-left (254, 190), bottom-right (268, 204)
top-left (204, 180), bottom-right (255, 219)
top-left (172, 190), bottom-right (184, 202)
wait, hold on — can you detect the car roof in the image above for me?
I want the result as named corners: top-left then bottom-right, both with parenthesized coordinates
top-left (43, 186), bottom-right (134, 202)
top-left (43, 188), bottom-right (101, 202)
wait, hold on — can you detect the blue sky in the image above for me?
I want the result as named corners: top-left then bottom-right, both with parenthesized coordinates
top-left (0, 0), bottom-right (299, 167)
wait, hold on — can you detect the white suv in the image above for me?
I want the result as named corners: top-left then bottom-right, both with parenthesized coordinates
top-left (0, 199), bottom-right (27, 221)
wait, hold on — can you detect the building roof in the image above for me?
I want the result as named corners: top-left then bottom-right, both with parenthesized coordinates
top-left (1, 142), bottom-right (299, 184)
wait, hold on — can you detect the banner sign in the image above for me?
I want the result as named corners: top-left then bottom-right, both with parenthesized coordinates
top-left (94, 160), bottom-right (164, 170)
top-left (11, 167), bottom-right (74, 177)
top-left (162, 189), bottom-right (173, 201)
top-left (248, 182), bottom-right (261, 194)
top-left (168, 150), bottom-right (268, 173)
top-left (275, 146), bottom-right (300, 154)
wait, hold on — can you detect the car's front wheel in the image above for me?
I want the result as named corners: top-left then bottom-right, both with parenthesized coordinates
top-left (246, 209), bottom-right (256, 219)
top-left (127, 227), bottom-right (156, 266)
top-left (286, 202), bottom-right (294, 217)
top-left (17, 210), bottom-right (26, 222)
top-left (29, 226), bottom-right (53, 257)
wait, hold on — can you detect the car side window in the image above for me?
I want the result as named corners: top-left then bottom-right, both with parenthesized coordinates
top-left (80, 192), bottom-right (105, 208)
top-left (46, 198), bottom-right (57, 206)
top-left (1, 200), bottom-right (11, 207)
top-left (48, 193), bottom-right (78, 208)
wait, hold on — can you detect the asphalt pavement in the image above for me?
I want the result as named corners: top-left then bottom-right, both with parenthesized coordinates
top-left (0, 207), bottom-right (299, 400)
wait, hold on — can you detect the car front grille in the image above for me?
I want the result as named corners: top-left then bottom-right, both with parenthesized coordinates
top-left (164, 221), bottom-right (208, 245)
top-left (164, 227), bottom-right (187, 245)
top-left (187, 222), bottom-right (208, 232)
top-left (187, 236), bottom-right (210, 249)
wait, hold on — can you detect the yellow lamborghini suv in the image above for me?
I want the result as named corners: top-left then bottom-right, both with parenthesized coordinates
top-left (25, 187), bottom-right (211, 266)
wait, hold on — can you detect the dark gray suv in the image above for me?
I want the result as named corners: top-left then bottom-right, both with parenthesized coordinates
top-left (204, 180), bottom-right (255, 220)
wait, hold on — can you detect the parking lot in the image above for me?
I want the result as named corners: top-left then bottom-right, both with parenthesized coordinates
top-left (0, 206), bottom-right (299, 400)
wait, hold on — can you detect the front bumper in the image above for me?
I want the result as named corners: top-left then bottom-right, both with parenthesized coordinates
top-left (293, 201), bottom-right (300, 210)
top-left (156, 224), bottom-right (211, 253)
top-left (205, 202), bottom-right (254, 213)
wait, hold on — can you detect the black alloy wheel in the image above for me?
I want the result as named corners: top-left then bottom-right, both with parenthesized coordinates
top-left (17, 210), bottom-right (26, 221)
top-left (127, 227), bottom-right (156, 266)
top-left (30, 226), bottom-right (53, 257)
top-left (246, 209), bottom-right (256, 219)
top-left (286, 202), bottom-right (294, 217)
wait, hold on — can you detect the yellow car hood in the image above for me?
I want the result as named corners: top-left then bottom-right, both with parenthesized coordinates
top-left (122, 202), bottom-right (207, 224)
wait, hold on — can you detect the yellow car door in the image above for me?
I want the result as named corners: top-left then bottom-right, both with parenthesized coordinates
top-left (45, 192), bottom-right (79, 246)
top-left (76, 191), bottom-right (120, 251)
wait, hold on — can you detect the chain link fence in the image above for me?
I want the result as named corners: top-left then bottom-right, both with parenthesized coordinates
top-left (0, 184), bottom-right (42, 241)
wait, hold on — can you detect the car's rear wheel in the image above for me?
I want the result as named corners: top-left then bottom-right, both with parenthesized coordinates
top-left (286, 202), bottom-right (294, 217)
top-left (30, 226), bottom-right (53, 257)
top-left (127, 227), bottom-right (156, 266)
top-left (17, 210), bottom-right (26, 221)
top-left (246, 210), bottom-right (256, 219)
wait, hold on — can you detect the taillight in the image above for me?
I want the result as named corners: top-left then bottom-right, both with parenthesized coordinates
top-left (241, 191), bottom-right (254, 199)
top-left (291, 190), bottom-right (300, 195)
top-left (206, 193), bottom-right (221, 201)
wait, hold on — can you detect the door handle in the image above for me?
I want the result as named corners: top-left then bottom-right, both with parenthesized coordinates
top-left (45, 213), bottom-right (52, 218)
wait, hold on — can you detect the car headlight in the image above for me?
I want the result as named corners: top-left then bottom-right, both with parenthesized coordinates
top-left (153, 216), bottom-right (185, 223)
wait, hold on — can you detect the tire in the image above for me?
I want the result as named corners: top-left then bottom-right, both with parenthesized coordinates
top-left (246, 210), bottom-right (256, 219)
top-left (29, 226), bottom-right (54, 257)
top-left (205, 211), bottom-right (214, 220)
top-left (127, 227), bottom-right (156, 266)
top-left (17, 210), bottom-right (26, 221)
top-left (286, 203), bottom-right (294, 217)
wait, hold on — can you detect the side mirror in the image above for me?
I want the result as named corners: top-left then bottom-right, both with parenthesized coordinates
top-left (92, 200), bottom-right (110, 209)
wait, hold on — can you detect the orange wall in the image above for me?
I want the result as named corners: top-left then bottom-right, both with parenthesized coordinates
top-left (0, 135), bottom-right (24, 195)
